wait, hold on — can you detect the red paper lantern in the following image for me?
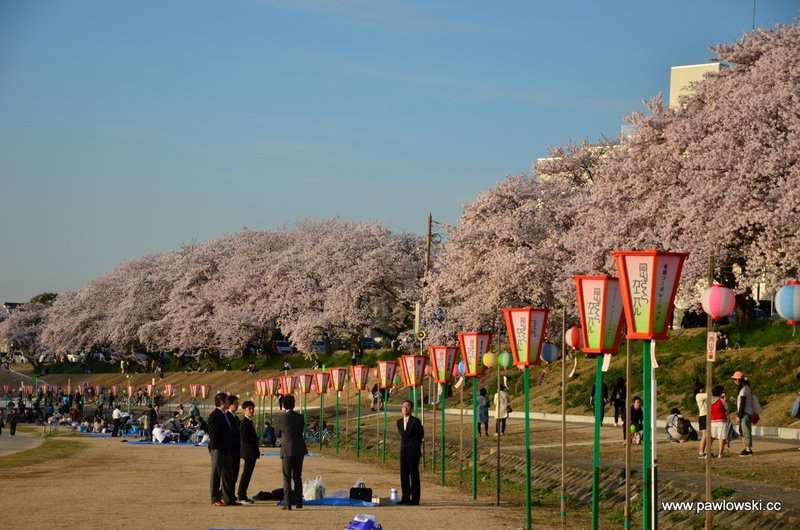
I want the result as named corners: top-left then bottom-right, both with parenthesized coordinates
top-left (350, 365), bottom-right (370, 391)
top-left (128, 384), bottom-right (135, 398)
top-left (329, 368), bottom-right (348, 392)
top-left (574, 275), bottom-right (625, 356)
top-left (200, 385), bottom-right (210, 399)
top-left (314, 371), bottom-right (331, 395)
top-left (564, 325), bottom-right (582, 350)
top-left (613, 249), bottom-right (688, 340)
top-left (376, 360), bottom-right (397, 389)
top-left (298, 373), bottom-right (314, 394)
top-left (428, 345), bottom-right (458, 384)
top-left (399, 355), bottom-right (427, 387)
top-left (502, 308), bottom-right (549, 367)
top-left (281, 375), bottom-right (297, 395)
top-left (457, 332), bottom-right (493, 376)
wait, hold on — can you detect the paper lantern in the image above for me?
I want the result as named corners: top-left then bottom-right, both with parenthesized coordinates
top-left (483, 352), bottom-right (496, 368)
top-left (775, 280), bottom-right (800, 325)
top-left (574, 275), bottom-right (625, 356)
top-left (502, 308), bottom-right (549, 367)
top-left (428, 345), bottom-right (458, 384)
top-left (329, 367), bottom-right (348, 392)
top-left (298, 373), bottom-right (314, 394)
top-left (146, 384), bottom-right (155, 397)
top-left (350, 365), bottom-right (370, 391)
top-left (281, 375), bottom-right (297, 395)
top-left (163, 383), bottom-right (176, 397)
top-left (376, 360), bottom-right (398, 389)
top-left (456, 360), bottom-right (465, 376)
top-left (541, 343), bottom-right (560, 362)
top-left (110, 385), bottom-right (118, 396)
top-left (565, 325), bottom-right (582, 350)
top-left (253, 380), bottom-right (263, 397)
top-left (701, 282), bottom-right (736, 321)
top-left (200, 385), bottom-right (210, 399)
top-left (457, 332), bottom-right (493, 376)
top-left (399, 354), bottom-right (427, 387)
top-left (498, 352), bottom-right (512, 368)
top-left (613, 250), bottom-right (688, 340)
top-left (314, 371), bottom-right (331, 395)
top-left (127, 384), bottom-right (134, 398)
top-left (265, 378), bottom-right (279, 397)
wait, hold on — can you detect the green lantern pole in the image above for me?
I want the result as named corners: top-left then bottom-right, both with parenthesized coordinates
top-left (591, 355), bottom-right (603, 530)
top-left (335, 390), bottom-right (340, 455)
top-left (524, 365), bottom-right (532, 530)
top-left (643, 340), bottom-right (653, 530)
top-left (440, 382), bottom-right (446, 485)
top-left (382, 388), bottom-right (388, 463)
top-left (319, 392), bottom-right (325, 450)
top-left (270, 394), bottom-right (274, 425)
top-left (356, 390), bottom-right (362, 460)
top-left (471, 376), bottom-right (478, 500)
top-left (303, 392), bottom-right (308, 427)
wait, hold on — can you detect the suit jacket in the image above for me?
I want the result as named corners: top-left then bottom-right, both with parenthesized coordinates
top-left (207, 408), bottom-right (229, 452)
top-left (276, 410), bottom-right (307, 458)
top-left (226, 411), bottom-right (241, 458)
top-left (397, 415), bottom-right (424, 460)
top-left (147, 408), bottom-right (159, 428)
top-left (240, 415), bottom-right (260, 460)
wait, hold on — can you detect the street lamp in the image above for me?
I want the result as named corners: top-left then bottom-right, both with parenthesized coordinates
top-left (501, 308), bottom-right (548, 530)
top-left (574, 274), bottom-right (625, 530)
top-left (613, 249), bottom-right (688, 530)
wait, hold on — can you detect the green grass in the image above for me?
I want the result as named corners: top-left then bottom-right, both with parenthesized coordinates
top-left (711, 486), bottom-right (736, 499)
top-left (0, 435), bottom-right (83, 470)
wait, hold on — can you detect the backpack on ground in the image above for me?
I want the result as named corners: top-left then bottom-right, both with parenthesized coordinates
top-left (677, 417), bottom-right (691, 436)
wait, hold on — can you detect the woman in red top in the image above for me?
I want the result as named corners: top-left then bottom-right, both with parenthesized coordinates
top-left (709, 385), bottom-right (730, 458)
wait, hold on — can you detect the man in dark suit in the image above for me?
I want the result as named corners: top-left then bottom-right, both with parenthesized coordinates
top-left (207, 392), bottom-right (236, 506)
top-left (237, 400), bottom-right (260, 503)
top-left (225, 394), bottom-right (242, 504)
top-left (397, 398), bottom-right (424, 505)
top-left (276, 394), bottom-right (307, 510)
top-left (146, 405), bottom-right (158, 441)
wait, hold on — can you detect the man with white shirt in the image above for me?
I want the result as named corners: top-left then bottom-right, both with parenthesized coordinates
top-left (152, 424), bottom-right (170, 443)
top-left (396, 399), bottom-right (424, 505)
top-left (111, 406), bottom-right (122, 437)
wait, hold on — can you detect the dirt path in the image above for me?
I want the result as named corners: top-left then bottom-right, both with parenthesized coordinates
top-left (0, 430), bottom-right (43, 456)
top-left (0, 434), bottom-right (553, 530)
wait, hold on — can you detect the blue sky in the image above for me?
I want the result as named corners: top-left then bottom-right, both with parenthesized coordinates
top-left (1, 0), bottom-right (797, 301)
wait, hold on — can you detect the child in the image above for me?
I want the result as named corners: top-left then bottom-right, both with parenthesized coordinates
top-left (629, 397), bottom-right (644, 445)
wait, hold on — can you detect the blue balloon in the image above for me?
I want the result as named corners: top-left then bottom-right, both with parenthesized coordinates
top-left (457, 361), bottom-right (465, 376)
top-left (775, 282), bottom-right (800, 323)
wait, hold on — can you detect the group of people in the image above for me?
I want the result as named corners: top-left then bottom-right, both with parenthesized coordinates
top-left (0, 407), bottom-right (18, 436)
top-left (474, 385), bottom-right (512, 436)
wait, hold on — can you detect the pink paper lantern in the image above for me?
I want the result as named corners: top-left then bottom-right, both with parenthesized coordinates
top-left (701, 282), bottom-right (736, 321)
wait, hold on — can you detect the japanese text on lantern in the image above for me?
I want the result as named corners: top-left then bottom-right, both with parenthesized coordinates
top-left (512, 312), bottom-right (529, 362)
top-left (633, 263), bottom-right (650, 317)
top-left (587, 287), bottom-right (601, 335)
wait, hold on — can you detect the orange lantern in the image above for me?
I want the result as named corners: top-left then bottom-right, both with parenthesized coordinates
top-left (399, 354), bottom-right (427, 387)
top-left (457, 332), bottom-right (493, 376)
top-left (298, 373), bottom-right (314, 394)
top-left (428, 345), bottom-right (458, 384)
top-left (329, 367), bottom-right (348, 393)
top-left (376, 360), bottom-right (397, 389)
top-left (502, 308), bottom-right (549, 367)
top-left (280, 374), bottom-right (297, 395)
top-left (574, 275), bottom-right (625, 356)
top-left (314, 371), bottom-right (331, 395)
top-left (265, 378), bottom-right (279, 397)
top-left (350, 365), bottom-right (370, 391)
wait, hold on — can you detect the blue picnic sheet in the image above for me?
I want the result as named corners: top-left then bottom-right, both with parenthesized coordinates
top-left (126, 440), bottom-right (205, 447)
top-left (278, 491), bottom-right (381, 507)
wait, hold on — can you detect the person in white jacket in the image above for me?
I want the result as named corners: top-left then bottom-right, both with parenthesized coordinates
top-left (492, 385), bottom-right (510, 436)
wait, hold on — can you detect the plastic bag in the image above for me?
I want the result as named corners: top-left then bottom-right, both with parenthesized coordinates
top-left (303, 475), bottom-right (326, 500)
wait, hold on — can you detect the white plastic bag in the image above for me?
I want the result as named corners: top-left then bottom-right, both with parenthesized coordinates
top-left (302, 475), bottom-right (326, 500)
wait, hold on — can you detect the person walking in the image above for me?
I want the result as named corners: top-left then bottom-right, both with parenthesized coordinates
top-left (0, 408), bottom-right (5, 436)
top-left (492, 384), bottom-right (510, 436)
top-left (396, 398), bottom-right (424, 505)
top-left (590, 379), bottom-right (609, 423)
top-left (611, 377), bottom-right (626, 426)
top-left (237, 400), bottom-right (259, 503)
top-left (732, 371), bottom-right (756, 456)
top-left (225, 395), bottom-right (241, 498)
top-left (111, 405), bottom-right (122, 437)
top-left (476, 388), bottom-right (489, 436)
top-left (9, 408), bottom-right (17, 436)
top-left (694, 382), bottom-right (708, 458)
top-left (276, 394), bottom-right (307, 510)
top-left (709, 385), bottom-right (730, 458)
top-left (207, 392), bottom-right (237, 506)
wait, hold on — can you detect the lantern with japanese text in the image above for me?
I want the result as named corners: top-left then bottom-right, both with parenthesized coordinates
top-left (428, 346), bottom-right (458, 385)
top-left (457, 332), bottom-right (493, 376)
top-left (376, 360), bottom-right (397, 390)
top-left (399, 354), bottom-right (426, 387)
top-left (350, 365), bottom-right (369, 391)
top-left (701, 282), bottom-right (736, 321)
top-left (314, 371), bottom-right (331, 395)
top-left (200, 384), bottom-right (210, 399)
top-left (298, 373), bottom-right (314, 394)
top-left (265, 378), bottom-right (279, 397)
top-left (280, 375), bottom-right (297, 395)
top-left (613, 250), bottom-right (688, 340)
top-left (502, 308), bottom-right (549, 367)
top-left (329, 368), bottom-right (348, 393)
top-left (189, 384), bottom-right (198, 398)
top-left (574, 275), bottom-right (625, 357)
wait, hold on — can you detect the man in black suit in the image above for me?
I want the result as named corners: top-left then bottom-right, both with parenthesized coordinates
top-left (207, 392), bottom-right (236, 506)
top-left (225, 394), bottom-right (242, 504)
top-left (237, 400), bottom-right (260, 503)
top-left (397, 398), bottom-right (424, 505)
top-left (276, 394), bottom-right (307, 510)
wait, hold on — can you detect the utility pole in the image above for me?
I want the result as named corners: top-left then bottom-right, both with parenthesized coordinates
top-left (424, 212), bottom-right (432, 273)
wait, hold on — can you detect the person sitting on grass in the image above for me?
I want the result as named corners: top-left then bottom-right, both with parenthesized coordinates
top-left (152, 424), bottom-right (172, 444)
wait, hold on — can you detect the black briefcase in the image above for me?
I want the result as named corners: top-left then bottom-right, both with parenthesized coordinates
top-left (349, 487), bottom-right (373, 502)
